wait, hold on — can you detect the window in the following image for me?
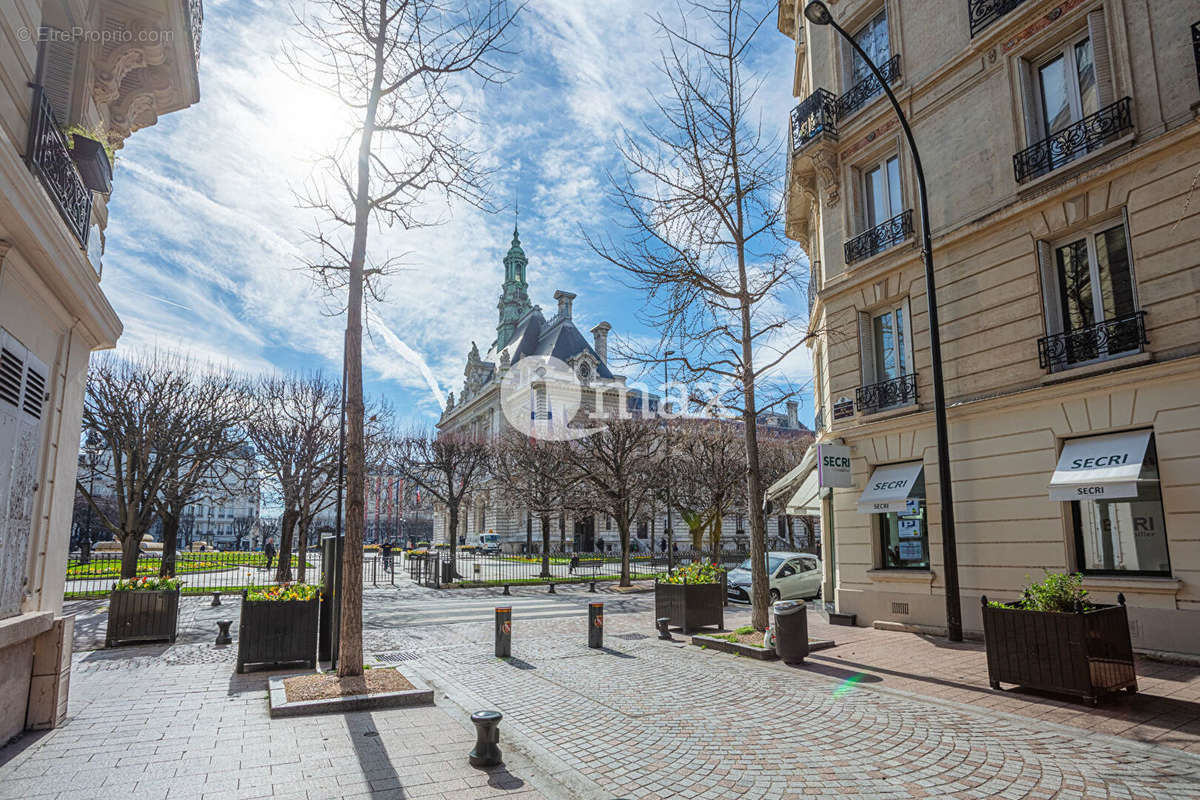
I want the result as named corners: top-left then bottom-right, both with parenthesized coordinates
top-left (1039, 218), bottom-right (1141, 368)
top-left (1037, 35), bottom-right (1098, 141)
top-left (1071, 437), bottom-right (1170, 576)
top-left (863, 155), bottom-right (902, 230)
top-left (850, 10), bottom-right (889, 88)
top-left (872, 306), bottom-right (907, 383)
top-left (880, 502), bottom-right (928, 569)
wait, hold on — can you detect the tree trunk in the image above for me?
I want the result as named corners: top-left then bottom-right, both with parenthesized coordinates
top-left (559, 512), bottom-right (566, 551)
top-left (743, 406), bottom-right (768, 630)
top-left (617, 513), bottom-right (631, 587)
top-left (539, 513), bottom-right (551, 578)
top-left (159, 513), bottom-right (180, 577)
top-left (786, 515), bottom-right (795, 548)
top-left (276, 507), bottom-right (298, 583)
top-left (297, 519), bottom-right (310, 584)
top-left (120, 533), bottom-right (141, 579)
top-left (707, 514), bottom-right (723, 559)
top-left (446, 505), bottom-right (460, 579)
top-left (525, 512), bottom-right (533, 553)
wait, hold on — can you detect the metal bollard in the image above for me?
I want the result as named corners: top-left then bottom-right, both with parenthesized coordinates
top-left (502, 584), bottom-right (510, 596)
top-left (657, 616), bottom-right (673, 641)
top-left (215, 620), bottom-right (232, 645)
top-left (547, 583), bottom-right (556, 594)
top-left (495, 607), bottom-right (512, 658)
top-left (589, 581), bottom-right (596, 593)
top-left (589, 602), bottom-right (603, 649)
top-left (468, 710), bottom-right (503, 767)
top-left (211, 591), bottom-right (221, 607)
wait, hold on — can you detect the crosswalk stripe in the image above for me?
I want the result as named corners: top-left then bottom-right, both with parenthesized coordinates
top-left (379, 609), bottom-right (591, 625)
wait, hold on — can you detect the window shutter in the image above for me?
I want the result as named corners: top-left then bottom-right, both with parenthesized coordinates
top-left (858, 311), bottom-right (877, 386)
top-left (0, 331), bottom-right (47, 619)
top-left (1037, 240), bottom-right (1063, 336)
top-left (1018, 59), bottom-right (1042, 146)
top-left (900, 297), bottom-right (915, 375)
top-left (1088, 10), bottom-right (1115, 108)
top-left (36, 29), bottom-right (77, 125)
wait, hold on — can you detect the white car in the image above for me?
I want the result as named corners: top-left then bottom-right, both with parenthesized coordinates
top-left (726, 551), bottom-right (822, 603)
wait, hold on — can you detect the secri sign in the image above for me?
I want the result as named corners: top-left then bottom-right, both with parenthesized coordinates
top-left (817, 443), bottom-right (852, 489)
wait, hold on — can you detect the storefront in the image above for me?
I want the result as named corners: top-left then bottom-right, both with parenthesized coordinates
top-left (856, 462), bottom-right (928, 570)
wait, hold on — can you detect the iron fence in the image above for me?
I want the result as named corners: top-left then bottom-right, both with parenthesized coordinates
top-left (968, 0), bottom-right (1028, 38)
top-left (836, 54), bottom-right (901, 118)
top-left (405, 548), bottom-right (752, 589)
top-left (26, 85), bottom-right (91, 247)
top-left (856, 372), bottom-right (919, 415)
top-left (1037, 311), bottom-right (1147, 370)
top-left (1192, 21), bottom-right (1199, 92)
top-left (790, 89), bottom-right (839, 153)
top-left (844, 208), bottom-right (913, 264)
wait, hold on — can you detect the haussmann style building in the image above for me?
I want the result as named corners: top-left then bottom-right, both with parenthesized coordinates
top-left (0, 0), bottom-right (202, 740)
top-left (775, 0), bottom-right (1200, 656)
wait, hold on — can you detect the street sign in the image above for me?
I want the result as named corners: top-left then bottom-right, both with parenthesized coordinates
top-left (817, 443), bottom-right (852, 488)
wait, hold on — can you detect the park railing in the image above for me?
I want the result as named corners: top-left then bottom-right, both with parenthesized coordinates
top-left (404, 547), bottom-right (751, 589)
top-left (64, 550), bottom-right (334, 599)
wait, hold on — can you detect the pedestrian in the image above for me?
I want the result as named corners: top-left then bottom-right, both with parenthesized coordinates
top-left (659, 537), bottom-right (666, 552)
top-left (264, 539), bottom-right (275, 571)
top-left (597, 537), bottom-right (605, 554)
top-left (569, 554), bottom-right (580, 574)
top-left (381, 540), bottom-right (393, 573)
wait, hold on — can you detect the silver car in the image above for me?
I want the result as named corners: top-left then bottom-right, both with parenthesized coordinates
top-left (726, 551), bottom-right (822, 603)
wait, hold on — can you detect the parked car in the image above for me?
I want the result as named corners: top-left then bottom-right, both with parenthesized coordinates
top-left (726, 551), bottom-right (821, 603)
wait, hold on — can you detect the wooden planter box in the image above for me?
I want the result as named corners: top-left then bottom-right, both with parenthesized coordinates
top-left (655, 580), bottom-right (724, 634)
top-left (105, 589), bottom-right (179, 647)
top-left (237, 592), bottom-right (319, 673)
top-left (981, 595), bottom-right (1137, 705)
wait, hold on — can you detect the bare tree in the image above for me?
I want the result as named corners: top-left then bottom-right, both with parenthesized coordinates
top-left (386, 428), bottom-right (492, 579)
top-left (493, 430), bottom-right (575, 577)
top-left (588, 0), bottom-right (811, 629)
top-left (77, 354), bottom-right (247, 579)
top-left (561, 418), bottom-right (660, 587)
top-left (247, 373), bottom-right (341, 583)
top-left (668, 419), bottom-right (745, 555)
top-left (284, 0), bottom-right (520, 677)
top-left (231, 514), bottom-right (258, 552)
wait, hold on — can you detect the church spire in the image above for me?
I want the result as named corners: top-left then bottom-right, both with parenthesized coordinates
top-left (495, 224), bottom-right (532, 350)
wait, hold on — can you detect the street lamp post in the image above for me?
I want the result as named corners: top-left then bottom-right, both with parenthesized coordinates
top-left (803, 1), bottom-right (963, 641)
top-left (663, 350), bottom-right (674, 571)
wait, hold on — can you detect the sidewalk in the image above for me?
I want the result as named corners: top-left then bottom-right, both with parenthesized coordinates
top-left (799, 612), bottom-right (1200, 754)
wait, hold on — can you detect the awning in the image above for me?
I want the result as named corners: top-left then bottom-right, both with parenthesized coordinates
top-left (857, 461), bottom-right (925, 514)
top-left (785, 469), bottom-right (820, 515)
top-left (766, 446), bottom-right (816, 503)
top-left (1049, 430), bottom-right (1153, 502)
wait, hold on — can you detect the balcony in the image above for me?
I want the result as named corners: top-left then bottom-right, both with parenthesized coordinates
top-left (844, 209), bottom-right (912, 264)
top-left (187, 0), bottom-right (204, 61)
top-left (790, 89), bottom-right (839, 153)
top-left (25, 85), bottom-right (92, 248)
top-left (1193, 22), bottom-right (1199, 91)
top-left (836, 55), bottom-right (901, 119)
top-left (1037, 311), bottom-right (1148, 371)
top-left (1013, 98), bottom-right (1133, 184)
top-left (856, 373), bottom-right (918, 415)
top-left (968, 0), bottom-right (1029, 38)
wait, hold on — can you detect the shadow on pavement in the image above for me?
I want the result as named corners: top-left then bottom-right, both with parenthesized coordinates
top-left (349, 711), bottom-right (407, 798)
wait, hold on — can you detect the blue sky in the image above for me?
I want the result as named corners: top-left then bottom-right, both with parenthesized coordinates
top-left (101, 0), bottom-right (810, 427)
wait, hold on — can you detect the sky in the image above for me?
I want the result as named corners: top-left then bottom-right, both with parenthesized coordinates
top-left (101, 0), bottom-right (811, 428)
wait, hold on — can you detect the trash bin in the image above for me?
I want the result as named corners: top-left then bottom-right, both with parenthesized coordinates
top-left (773, 599), bottom-right (808, 664)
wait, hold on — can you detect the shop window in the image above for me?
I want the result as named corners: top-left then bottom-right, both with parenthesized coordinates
top-left (879, 502), bottom-right (929, 570)
top-left (1070, 436), bottom-right (1170, 576)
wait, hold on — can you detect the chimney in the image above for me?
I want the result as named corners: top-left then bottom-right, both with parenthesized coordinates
top-left (786, 400), bottom-right (799, 429)
top-left (553, 289), bottom-right (576, 320)
top-left (590, 321), bottom-right (612, 364)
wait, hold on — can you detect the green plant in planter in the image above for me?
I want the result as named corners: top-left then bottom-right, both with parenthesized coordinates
top-left (988, 572), bottom-right (1091, 612)
top-left (62, 123), bottom-right (116, 166)
top-left (246, 583), bottom-right (318, 602)
top-left (113, 576), bottom-right (183, 592)
top-left (660, 561), bottom-right (724, 585)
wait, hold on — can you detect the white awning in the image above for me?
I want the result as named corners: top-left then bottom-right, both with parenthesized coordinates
top-left (857, 461), bottom-right (925, 514)
top-left (785, 469), bottom-right (820, 515)
top-left (1049, 430), bottom-right (1153, 502)
top-left (766, 445), bottom-right (816, 503)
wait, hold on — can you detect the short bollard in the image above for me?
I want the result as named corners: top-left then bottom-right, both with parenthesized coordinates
top-left (211, 592), bottom-right (221, 607)
top-left (502, 584), bottom-right (510, 596)
top-left (468, 710), bottom-right (503, 767)
top-left (589, 602), bottom-right (603, 649)
top-left (657, 617), bottom-right (672, 641)
top-left (589, 581), bottom-right (596, 593)
top-left (495, 607), bottom-right (512, 658)
top-left (215, 620), bottom-right (232, 645)
top-left (547, 583), bottom-right (556, 594)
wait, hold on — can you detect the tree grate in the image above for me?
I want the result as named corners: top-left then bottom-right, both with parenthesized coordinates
top-left (373, 651), bottom-right (421, 664)
top-left (613, 633), bottom-right (650, 641)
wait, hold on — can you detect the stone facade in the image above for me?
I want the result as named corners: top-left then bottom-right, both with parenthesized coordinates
top-left (0, 0), bottom-right (201, 741)
top-left (780, 0), bottom-right (1200, 654)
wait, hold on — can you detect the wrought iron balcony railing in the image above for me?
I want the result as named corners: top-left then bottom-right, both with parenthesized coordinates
top-left (1192, 21), bottom-right (1199, 91)
top-left (790, 88), bottom-right (839, 153)
top-left (837, 55), bottom-right (901, 118)
top-left (1013, 97), bottom-right (1133, 184)
top-left (25, 85), bottom-right (91, 247)
top-left (968, 0), bottom-right (1029, 38)
top-left (1037, 311), bottom-right (1147, 370)
top-left (807, 278), bottom-right (817, 318)
top-left (856, 372), bottom-right (918, 415)
top-left (187, 0), bottom-right (204, 61)
top-left (844, 208), bottom-right (912, 264)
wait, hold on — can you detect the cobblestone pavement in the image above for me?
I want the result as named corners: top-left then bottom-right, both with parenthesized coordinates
top-left (10, 580), bottom-right (1199, 799)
